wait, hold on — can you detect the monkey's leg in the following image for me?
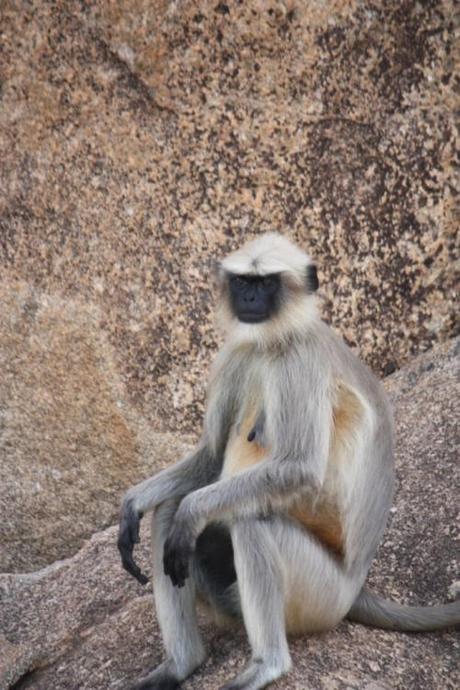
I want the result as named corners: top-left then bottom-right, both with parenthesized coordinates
top-left (220, 518), bottom-right (291, 690)
top-left (131, 500), bottom-right (206, 690)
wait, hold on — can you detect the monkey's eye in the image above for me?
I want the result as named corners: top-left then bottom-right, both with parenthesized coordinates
top-left (231, 275), bottom-right (247, 288)
top-left (261, 276), bottom-right (276, 288)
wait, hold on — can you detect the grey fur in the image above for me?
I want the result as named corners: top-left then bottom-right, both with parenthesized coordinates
top-left (347, 588), bottom-right (460, 632)
top-left (118, 234), bottom-right (459, 690)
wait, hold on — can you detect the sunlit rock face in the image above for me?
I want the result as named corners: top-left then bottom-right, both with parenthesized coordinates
top-left (1, 1), bottom-right (456, 434)
top-left (0, 1), bottom-right (456, 571)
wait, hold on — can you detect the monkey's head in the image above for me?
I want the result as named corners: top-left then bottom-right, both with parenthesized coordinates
top-left (217, 233), bottom-right (319, 346)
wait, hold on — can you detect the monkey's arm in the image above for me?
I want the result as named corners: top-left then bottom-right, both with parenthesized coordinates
top-left (163, 454), bottom-right (323, 587)
top-left (118, 443), bottom-right (219, 584)
top-left (118, 352), bottom-right (240, 584)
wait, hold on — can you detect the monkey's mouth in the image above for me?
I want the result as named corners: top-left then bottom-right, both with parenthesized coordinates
top-left (238, 312), bottom-right (269, 323)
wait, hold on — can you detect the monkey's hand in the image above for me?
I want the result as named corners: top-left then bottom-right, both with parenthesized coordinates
top-left (117, 498), bottom-right (149, 585)
top-left (163, 517), bottom-right (196, 588)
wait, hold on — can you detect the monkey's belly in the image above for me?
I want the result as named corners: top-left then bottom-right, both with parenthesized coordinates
top-left (221, 408), bottom-right (268, 477)
top-left (287, 497), bottom-right (344, 559)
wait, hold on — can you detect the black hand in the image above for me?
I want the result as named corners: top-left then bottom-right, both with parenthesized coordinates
top-left (163, 524), bottom-right (194, 588)
top-left (117, 500), bottom-right (149, 585)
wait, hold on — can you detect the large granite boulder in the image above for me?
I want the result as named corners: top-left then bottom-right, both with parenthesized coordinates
top-left (1, 337), bottom-right (458, 690)
top-left (0, 0), bottom-right (457, 575)
top-left (0, 0), bottom-right (457, 441)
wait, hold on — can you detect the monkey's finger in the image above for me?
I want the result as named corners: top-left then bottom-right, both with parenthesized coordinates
top-left (163, 548), bottom-right (174, 579)
top-left (162, 536), bottom-right (176, 572)
top-left (169, 566), bottom-right (187, 588)
top-left (135, 570), bottom-right (149, 586)
top-left (118, 530), bottom-right (149, 585)
top-left (163, 548), bottom-right (186, 587)
top-left (171, 559), bottom-right (187, 587)
top-left (174, 575), bottom-right (186, 588)
top-left (169, 554), bottom-right (190, 588)
top-left (121, 551), bottom-right (149, 585)
top-left (176, 559), bottom-right (189, 587)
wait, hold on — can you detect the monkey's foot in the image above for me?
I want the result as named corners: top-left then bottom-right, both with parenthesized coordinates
top-left (129, 674), bottom-right (179, 690)
top-left (130, 651), bottom-right (207, 690)
top-left (220, 657), bottom-right (290, 690)
top-left (129, 661), bottom-right (180, 690)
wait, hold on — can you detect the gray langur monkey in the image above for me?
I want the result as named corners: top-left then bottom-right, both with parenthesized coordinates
top-left (118, 233), bottom-right (460, 690)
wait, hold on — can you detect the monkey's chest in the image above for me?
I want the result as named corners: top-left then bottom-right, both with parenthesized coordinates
top-left (221, 404), bottom-right (269, 478)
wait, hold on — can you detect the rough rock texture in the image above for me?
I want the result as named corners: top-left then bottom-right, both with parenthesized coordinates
top-left (0, 280), bottom-right (193, 572)
top-left (1, 338), bottom-right (458, 690)
top-left (0, 0), bottom-right (458, 441)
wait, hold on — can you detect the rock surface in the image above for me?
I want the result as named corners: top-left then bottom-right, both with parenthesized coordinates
top-left (0, 0), bottom-right (458, 442)
top-left (0, 281), bottom-right (193, 572)
top-left (1, 338), bottom-right (458, 690)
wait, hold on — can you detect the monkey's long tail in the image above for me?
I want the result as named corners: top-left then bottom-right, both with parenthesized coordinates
top-left (347, 588), bottom-right (460, 632)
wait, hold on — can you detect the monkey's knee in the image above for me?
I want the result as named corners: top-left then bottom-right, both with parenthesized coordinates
top-left (231, 517), bottom-right (280, 556)
top-left (230, 517), bottom-right (285, 592)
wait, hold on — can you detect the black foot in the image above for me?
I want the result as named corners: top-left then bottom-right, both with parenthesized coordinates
top-left (129, 675), bottom-right (180, 690)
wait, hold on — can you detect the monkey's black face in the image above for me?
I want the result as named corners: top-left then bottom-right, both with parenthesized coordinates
top-left (228, 273), bottom-right (281, 323)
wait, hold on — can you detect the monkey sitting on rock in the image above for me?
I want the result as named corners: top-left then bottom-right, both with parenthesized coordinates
top-left (118, 233), bottom-right (459, 690)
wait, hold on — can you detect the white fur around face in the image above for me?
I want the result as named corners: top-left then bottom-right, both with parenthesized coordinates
top-left (220, 233), bottom-right (313, 286)
top-left (218, 233), bottom-right (319, 348)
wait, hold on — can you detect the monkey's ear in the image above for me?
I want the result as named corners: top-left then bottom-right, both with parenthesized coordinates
top-left (306, 264), bottom-right (319, 292)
